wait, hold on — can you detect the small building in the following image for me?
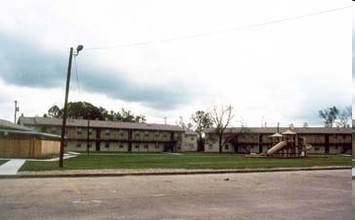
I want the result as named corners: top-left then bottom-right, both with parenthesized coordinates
top-left (205, 126), bottom-right (351, 155)
top-left (0, 119), bottom-right (60, 159)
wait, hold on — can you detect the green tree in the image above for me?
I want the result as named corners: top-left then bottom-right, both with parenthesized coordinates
top-left (45, 102), bottom-right (146, 123)
top-left (192, 110), bottom-right (213, 152)
top-left (47, 105), bottom-right (62, 118)
top-left (318, 106), bottom-right (339, 127)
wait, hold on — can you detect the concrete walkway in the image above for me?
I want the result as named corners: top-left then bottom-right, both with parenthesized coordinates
top-left (0, 159), bottom-right (26, 175)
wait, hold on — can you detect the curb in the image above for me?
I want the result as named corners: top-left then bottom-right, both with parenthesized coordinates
top-left (0, 166), bottom-right (350, 179)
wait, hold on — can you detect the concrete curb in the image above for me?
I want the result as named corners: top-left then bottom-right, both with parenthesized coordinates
top-left (0, 166), bottom-right (350, 179)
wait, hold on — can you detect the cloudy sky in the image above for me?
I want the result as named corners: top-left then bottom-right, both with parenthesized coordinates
top-left (0, 0), bottom-right (351, 127)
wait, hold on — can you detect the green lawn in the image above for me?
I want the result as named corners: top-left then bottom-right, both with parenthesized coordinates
top-left (19, 153), bottom-right (351, 171)
top-left (0, 160), bottom-right (8, 166)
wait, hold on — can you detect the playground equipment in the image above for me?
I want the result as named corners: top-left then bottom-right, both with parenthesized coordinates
top-left (266, 129), bottom-right (312, 158)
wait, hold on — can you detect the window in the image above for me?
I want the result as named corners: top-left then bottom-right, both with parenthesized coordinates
top-left (155, 133), bottom-right (159, 138)
top-left (163, 133), bottom-right (167, 138)
top-left (76, 142), bottom-right (81, 148)
top-left (120, 132), bottom-right (124, 137)
top-left (105, 129), bottom-right (110, 136)
top-left (119, 144), bottom-right (124, 148)
top-left (190, 137), bottom-right (194, 141)
top-left (144, 144), bottom-right (148, 149)
top-left (225, 144), bottom-right (229, 150)
top-left (135, 144), bottom-right (140, 149)
top-left (135, 132), bottom-right (140, 137)
top-left (155, 143), bottom-right (160, 149)
top-left (105, 143), bottom-right (110, 148)
top-left (77, 128), bottom-right (82, 135)
top-left (144, 132), bottom-right (149, 137)
top-left (88, 129), bottom-right (92, 135)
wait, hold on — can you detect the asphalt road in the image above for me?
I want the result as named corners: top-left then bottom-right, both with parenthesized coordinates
top-left (0, 170), bottom-right (351, 220)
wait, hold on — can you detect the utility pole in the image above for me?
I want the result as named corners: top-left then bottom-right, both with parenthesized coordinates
top-left (87, 119), bottom-right (90, 156)
top-left (59, 45), bottom-right (84, 168)
top-left (14, 100), bottom-right (19, 124)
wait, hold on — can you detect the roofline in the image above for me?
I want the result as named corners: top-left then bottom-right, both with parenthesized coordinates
top-left (0, 129), bottom-right (61, 139)
top-left (19, 116), bottom-right (185, 132)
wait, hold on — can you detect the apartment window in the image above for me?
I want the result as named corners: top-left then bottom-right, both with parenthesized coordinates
top-left (190, 137), bottom-right (194, 141)
top-left (155, 133), bottom-right (159, 138)
top-left (119, 144), bottom-right (124, 149)
top-left (135, 144), bottom-right (140, 149)
top-left (120, 132), bottom-right (125, 137)
top-left (144, 144), bottom-right (149, 149)
top-left (163, 133), bottom-right (167, 138)
top-left (144, 132), bottom-right (149, 137)
top-left (105, 143), bottom-right (110, 148)
top-left (105, 129), bottom-right (110, 136)
top-left (77, 128), bottom-right (82, 135)
top-left (76, 142), bottom-right (81, 148)
top-left (225, 144), bottom-right (229, 150)
top-left (135, 132), bottom-right (140, 137)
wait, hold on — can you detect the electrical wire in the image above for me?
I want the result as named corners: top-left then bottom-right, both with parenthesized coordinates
top-left (73, 56), bottom-right (80, 93)
top-left (85, 5), bottom-right (350, 51)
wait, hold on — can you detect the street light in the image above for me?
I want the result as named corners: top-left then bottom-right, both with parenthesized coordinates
top-left (59, 45), bottom-right (84, 168)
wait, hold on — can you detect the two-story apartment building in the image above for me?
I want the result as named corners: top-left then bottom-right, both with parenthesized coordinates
top-left (205, 127), bottom-right (352, 155)
top-left (19, 117), bottom-right (186, 153)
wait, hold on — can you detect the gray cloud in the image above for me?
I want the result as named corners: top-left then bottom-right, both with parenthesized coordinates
top-left (0, 34), bottom-right (66, 88)
top-left (0, 33), bottom-right (194, 110)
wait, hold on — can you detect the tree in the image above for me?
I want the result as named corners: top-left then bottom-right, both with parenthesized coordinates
top-left (318, 106), bottom-right (339, 127)
top-left (47, 105), bottom-right (62, 118)
top-left (336, 106), bottom-right (351, 128)
top-left (210, 105), bottom-right (234, 153)
top-left (45, 102), bottom-right (146, 123)
top-left (191, 111), bottom-right (213, 151)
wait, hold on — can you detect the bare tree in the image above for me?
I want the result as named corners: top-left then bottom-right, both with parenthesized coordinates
top-left (210, 105), bottom-right (234, 153)
top-left (336, 106), bottom-right (351, 128)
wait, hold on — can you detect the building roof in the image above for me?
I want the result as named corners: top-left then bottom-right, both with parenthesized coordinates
top-left (204, 126), bottom-right (351, 134)
top-left (0, 128), bottom-right (60, 139)
top-left (184, 129), bottom-right (196, 135)
top-left (0, 119), bottom-right (32, 131)
top-left (19, 117), bottom-right (184, 132)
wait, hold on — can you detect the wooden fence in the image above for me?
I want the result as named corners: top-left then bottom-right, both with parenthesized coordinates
top-left (0, 138), bottom-right (59, 159)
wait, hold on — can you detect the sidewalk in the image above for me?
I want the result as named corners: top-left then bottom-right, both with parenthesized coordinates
top-left (0, 159), bottom-right (26, 176)
top-left (16, 166), bottom-right (351, 178)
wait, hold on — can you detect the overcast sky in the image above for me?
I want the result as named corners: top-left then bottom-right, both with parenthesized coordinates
top-left (0, 0), bottom-right (351, 127)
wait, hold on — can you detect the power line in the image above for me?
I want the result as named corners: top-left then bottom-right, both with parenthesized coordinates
top-left (73, 55), bottom-right (80, 93)
top-left (85, 5), bottom-right (350, 51)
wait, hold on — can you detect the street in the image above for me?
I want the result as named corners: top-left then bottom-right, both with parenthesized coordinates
top-left (0, 170), bottom-right (351, 220)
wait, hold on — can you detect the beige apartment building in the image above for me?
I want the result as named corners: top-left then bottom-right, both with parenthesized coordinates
top-left (19, 117), bottom-right (191, 153)
top-left (205, 127), bottom-right (351, 155)
top-left (181, 129), bottom-right (198, 152)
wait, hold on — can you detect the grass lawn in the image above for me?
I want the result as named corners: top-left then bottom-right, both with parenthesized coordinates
top-left (0, 160), bottom-right (8, 166)
top-left (20, 153), bottom-right (351, 171)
